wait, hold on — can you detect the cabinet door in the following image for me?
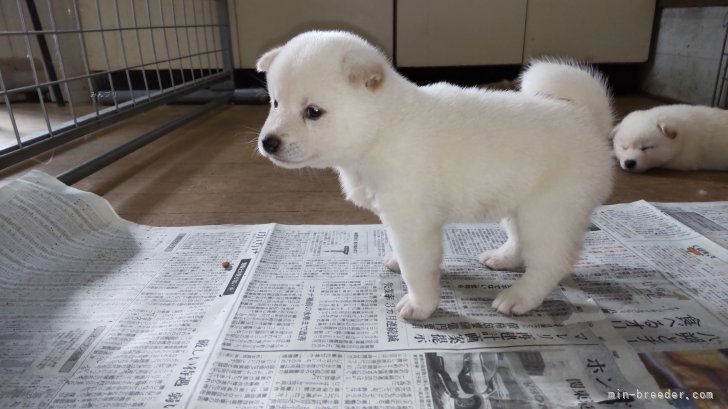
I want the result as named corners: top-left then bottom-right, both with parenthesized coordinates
top-left (233, 0), bottom-right (393, 69)
top-left (396, 0), bottom-right (527, 67)
top-left (524, 0), bottom-right (655, 63)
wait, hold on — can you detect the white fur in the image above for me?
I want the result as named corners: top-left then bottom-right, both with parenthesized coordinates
top-left (256, 31), bottom-right (614, 319)
top-left (613, 104), bottom-right (728, 172)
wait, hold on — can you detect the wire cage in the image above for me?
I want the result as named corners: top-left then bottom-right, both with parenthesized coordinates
top-left (0, 0), bottom-right (235, 183)
top-left (712, 10), bottom-right (728, 109)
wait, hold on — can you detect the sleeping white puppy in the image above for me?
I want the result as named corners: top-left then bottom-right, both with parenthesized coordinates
top-left (256, 31), bottom-right (614, 319)
top-left (613, 104), bottom-right (728, 172)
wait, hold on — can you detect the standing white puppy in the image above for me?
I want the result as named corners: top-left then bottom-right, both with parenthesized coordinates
top-left (612, 105), bottom-right (728, 172)
top-left (256, 31), bottom-right (613, 320)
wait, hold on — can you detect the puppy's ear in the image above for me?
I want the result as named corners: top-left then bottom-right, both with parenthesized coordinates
top-left (657, 122), bottom-right (677, 139)
top-left (342, 50), bottom-right (385, 91)
top-left (256, 46), bottom-right (282, 73)
top-left (609, 124), bottom-right (620, 142)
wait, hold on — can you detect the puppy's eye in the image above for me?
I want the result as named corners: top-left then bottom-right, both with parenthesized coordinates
top-left (304, 105), bottom-right (325, 120)
top-left (641, 146), bottom-right (653, 152)
top-left (273, 99), bottom-right (278, 108)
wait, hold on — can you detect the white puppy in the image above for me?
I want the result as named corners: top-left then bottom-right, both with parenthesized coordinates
top-left (256, 31), bottom-right (613, 319)
top-left (612, 105), bottom-right (728, 172)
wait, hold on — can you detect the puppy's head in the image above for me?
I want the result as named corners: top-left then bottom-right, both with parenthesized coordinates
top-left (255, 31), bottom-right (389, 169)
top-left (612, 110), bottom-right (680, 173)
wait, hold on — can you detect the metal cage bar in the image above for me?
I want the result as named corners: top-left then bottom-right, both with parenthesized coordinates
top-left (712, 11), bottom-right (728, 109)
top-left (24, 0), bottom-right (64, 107)
top-left (45, 0), bottom-right (76, 121)
top-left (15, 0), bottom-right (55, 137)
top-left (0, 0), bottom-right (234, 177)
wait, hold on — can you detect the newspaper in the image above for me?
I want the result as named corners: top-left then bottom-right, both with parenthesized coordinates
top-left (1, 171), bottom-right (726, 409)
top-left (654, 202), bottom-right (728, 249)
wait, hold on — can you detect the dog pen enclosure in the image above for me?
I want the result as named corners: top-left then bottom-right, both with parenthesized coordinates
top-left (0, 0), bottom-right (238, 184)
top-left (713, 10), bottom-right (728, 109)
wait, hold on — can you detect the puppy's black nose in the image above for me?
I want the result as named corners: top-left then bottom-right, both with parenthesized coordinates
top-left (261, 134), bottom-right (281, 154)
top-left (624, 160), bottom-right (636, 169)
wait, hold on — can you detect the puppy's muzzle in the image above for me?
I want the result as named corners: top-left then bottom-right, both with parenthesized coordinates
top-left (261, 134), bottom-right (281, 154)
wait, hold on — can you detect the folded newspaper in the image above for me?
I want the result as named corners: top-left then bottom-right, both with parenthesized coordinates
top-left (1, 171), bottom-right (727, 409)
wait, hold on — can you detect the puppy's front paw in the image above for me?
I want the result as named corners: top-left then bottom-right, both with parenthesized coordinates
top-left (383, 253), bottom-right (400, 272)
top-left (478, 248), bottom-right (522, 271)
top-left (395, 294), bottom-right (437, 320)
top-left (492, 283), bottom-right (544, 316)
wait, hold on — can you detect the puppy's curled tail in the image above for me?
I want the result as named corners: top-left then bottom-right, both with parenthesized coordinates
top-left (520, 59), bottom-right (613, 138)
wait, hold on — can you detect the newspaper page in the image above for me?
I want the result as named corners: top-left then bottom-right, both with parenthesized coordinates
top-left (191, 223), bottom-right (668, 409)
top-left (2, 171), bottom-right (727, 409)
top-left (584, 201), bottom-right (728, 407)
top-left (654, 201), bottom-right (728, 249)
top-left (0, 171), bottom-right (273, 409)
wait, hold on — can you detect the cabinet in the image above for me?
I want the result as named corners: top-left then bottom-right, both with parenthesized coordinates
top-left (396, 0), bottom-right (527, 67)
top-left (231, 0), bottom-right (656, 69)
top-left (232, 0), bottom-right (393, 69)
top-left (523, 0), bottom-right (655, 63)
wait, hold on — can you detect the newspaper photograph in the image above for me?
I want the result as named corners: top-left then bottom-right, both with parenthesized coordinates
top-left (1, 171), bottom-right (726, 408)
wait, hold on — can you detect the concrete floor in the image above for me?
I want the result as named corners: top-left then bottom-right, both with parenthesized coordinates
top-left (1, 97), bottom-right (727, 226)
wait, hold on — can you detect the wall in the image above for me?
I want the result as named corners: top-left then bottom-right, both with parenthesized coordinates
top-left (641, 7), bottom-right (727, 105)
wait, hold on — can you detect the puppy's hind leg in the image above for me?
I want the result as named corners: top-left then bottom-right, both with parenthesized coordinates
top-left (382, 213), bottom-right (444, 320)
top-left (493, 199), bottom-right (589, 315)
top-left (479, 216), bottom-right (523, 271)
